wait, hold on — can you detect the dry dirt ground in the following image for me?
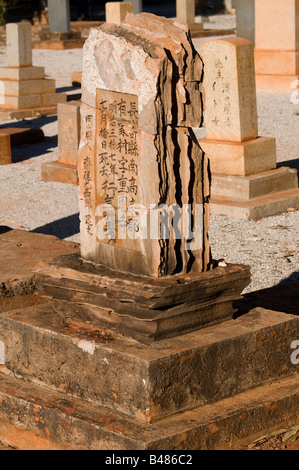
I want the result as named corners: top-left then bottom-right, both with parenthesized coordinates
top-left (0, 13), bottom-right (298, 451)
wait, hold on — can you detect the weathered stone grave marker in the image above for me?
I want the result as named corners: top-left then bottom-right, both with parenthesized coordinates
top-left (176, 0), bottom-right (203, 34)
top-left (79, 12), bottom-right (209, 277)
top-left (41, 101), bottom-right (81, 185)
top-left (48, 0), bottom-right (71, 33)
top-left (198, 37), bottom-right (299, 219)
top-left (255, 0), bottom-right (299, 92)
top-left (34, 0), bottom-right (85, 50)
top-left (0, 22), bottom-right (66, 118)
top-left (74, 11), bottom-right (250, 339)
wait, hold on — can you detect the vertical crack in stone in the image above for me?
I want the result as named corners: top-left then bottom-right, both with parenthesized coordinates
top-left (171, 127), bottom-right (183, 275)
top-left (186, 134), bottom-right (196, 272)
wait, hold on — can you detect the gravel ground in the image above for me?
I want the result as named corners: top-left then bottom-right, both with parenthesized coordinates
top-left (0, 14), bottom-right (298, 295)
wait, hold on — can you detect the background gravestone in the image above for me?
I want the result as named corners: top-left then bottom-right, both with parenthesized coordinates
top-left (48, 0), bottom-right (71, 33)
top-left (198, 37), bottom-right (299, 219)
top-left (236, 0), bottom-right (255, 44)
top-left (254, 0), bottom-right (299, 92)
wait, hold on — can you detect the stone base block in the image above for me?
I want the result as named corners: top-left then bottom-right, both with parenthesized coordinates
top-left (32, 39), bottom-right (85, 50)
top-left (35, 253), bottom-right (250, 344)
top-left (187, 22), bottom-right (204, 33)
top-left (32, 30), bottom-right (85, 50)
top-left (198, 136), bottom-right (277, 176)
top-left (0, 66), bottom-right (45, 81)
top-left (41, 161), bottom-right (78, 185)
top-left (0, 79), bottom-right (56, 97)
top-left (1, 293), bottom-right (299, 424)
top-left (255, 74), bottom-right (299, 93)
top-left (255, 50), bottom-right (299, 76)
top-left (210, 188), bottom-right (299, 219)
top-left (0, 106), bottom-right (60, 120)
top-left (211, 167), bottom-right (298, 200)
top-left (1, 370), bottom-right (299, 450)
top-left (191, 28), bottom-right (236, 38)
top-left (0, 92), bottom-right (66, 110)
top-left (0, 135), bottom-right (11, 165)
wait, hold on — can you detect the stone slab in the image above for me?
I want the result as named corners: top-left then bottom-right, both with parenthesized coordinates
top-left (42, 93), bottom-right (67, 107)
top-left (211, 167), bottom-right (299, 200)
top-left (0, 106), bottom-right (61, 120)
top-left (0, 95), bottom-right (43, 110)
top-left (0, 92), bottom-right (66, 111)
top-left (0, 229), bottom-right (79, 289)
top-left (0, 135), bottom-right (11, 165)
top-left (35, 259), bottom-right (250, 344)
top-left (41, 161), bottom-right (78, 185)
top-left (191, 28), bottom-right (236, 38)
top-left (198, 136), bottom-right (277, 176)
top-left (255, 75), bottom-right (299, 93)
top-left (255, 51), bottom-right (299, 76)
top-left (1, 367), bottom-right (299, 449)
top-left (210, 188), bottom-right (299, 219)
top-left (32, 39), bottom-right (85, 50)
top-left (0, 128), bottom-right (44, 147)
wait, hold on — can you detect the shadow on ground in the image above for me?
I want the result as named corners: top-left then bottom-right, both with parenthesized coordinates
top-left (0, 115), bottom-right (58, 163)
top-left (11, 136), bottom-right (58, 163)
top-left (235, 271), bottom-right (299, 318)
top-left (31, 213), bottom-right (80, 239)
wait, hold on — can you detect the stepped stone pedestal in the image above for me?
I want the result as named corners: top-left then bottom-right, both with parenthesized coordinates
top-left (254, 0), bottom-right (299, 93)
top-left (33, 0), bottom-right (85, 50)
top-left (0, 229), bottom-right (298, 450)
top-left (41, 101), bottom-right (80, 185)
top-left (0, 23), bottom-right (67, 119)
top-left (198, 37), bottom-right (299, 219)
